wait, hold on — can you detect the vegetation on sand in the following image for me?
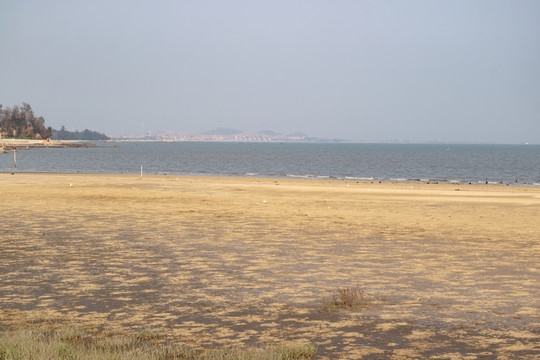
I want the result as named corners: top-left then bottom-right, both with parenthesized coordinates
top-left (0, 326), bottom-right (316, 360)
top-left (321, 285), bottom-right (369, 312)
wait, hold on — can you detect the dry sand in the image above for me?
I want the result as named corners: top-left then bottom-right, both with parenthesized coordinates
top-left (1, 173), bottom-right (539, 359)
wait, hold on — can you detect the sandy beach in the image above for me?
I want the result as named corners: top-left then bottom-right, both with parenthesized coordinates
top-left (0, 139), bottom-right (93, 151)
top-left (1, 173), bottom-right (538, 358)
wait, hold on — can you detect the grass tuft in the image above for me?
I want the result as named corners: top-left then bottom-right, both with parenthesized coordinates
top-left (132, 327), bottom-right (165, 341)
top-left (55, 326), bottom-right (87, 342)
top-left (200, 342), bottom-right (315, 360)
top-left (270, 342), bottom-right (317, 360)
top-left (321, 285), bottom-right (369, 312)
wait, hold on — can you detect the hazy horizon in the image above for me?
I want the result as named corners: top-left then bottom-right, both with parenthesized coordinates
top-left (1, 1), bottom-right (539, 144)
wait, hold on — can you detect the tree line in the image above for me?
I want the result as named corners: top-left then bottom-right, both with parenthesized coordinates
top-left (52, 126), bottom-right (109, 140)
top-left (1, 103), bottom-right (109, 140)
top-left (0, 103), bottom-right (51, 139)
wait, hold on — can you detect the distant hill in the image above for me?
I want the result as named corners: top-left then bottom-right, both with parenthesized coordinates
top-left (203, 128), bottom-right (242, 135)
top-left (52, 126), bottom-right (109, 140)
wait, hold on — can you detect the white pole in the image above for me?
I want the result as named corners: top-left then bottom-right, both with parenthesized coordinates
top-left (140, 165), bottom-right (143, 179)
top-left (13, 150), bottom-right (16, 168)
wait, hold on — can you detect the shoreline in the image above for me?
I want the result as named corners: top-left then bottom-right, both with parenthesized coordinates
top-left (2, 170), bottom-right (539, 188)
top-left (0, 138), bottom-right (95, 150)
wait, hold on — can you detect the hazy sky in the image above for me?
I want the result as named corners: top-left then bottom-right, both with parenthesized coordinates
top-left (1, 1), bottom-right (539, 143)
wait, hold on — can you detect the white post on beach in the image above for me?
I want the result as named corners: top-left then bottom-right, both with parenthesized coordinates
top-left (140, 165), bottom-right (143, 179)
top-left (13, 149), bottom-right (17, 168)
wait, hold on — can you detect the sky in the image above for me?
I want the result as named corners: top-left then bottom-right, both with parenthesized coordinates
top-left (1, 1), bottom-right (539, 143)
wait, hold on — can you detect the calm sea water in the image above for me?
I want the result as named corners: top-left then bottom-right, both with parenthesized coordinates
top-left (1, 142), bottom-right (539, 186)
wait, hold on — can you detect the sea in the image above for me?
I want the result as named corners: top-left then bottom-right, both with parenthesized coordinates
top-left (1, 142), bottom-right (539, 186)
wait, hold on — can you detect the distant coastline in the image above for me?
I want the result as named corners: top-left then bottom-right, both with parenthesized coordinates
top-left (113, 128), bottom-right (535, 145)
top-left (0, 138), bottom-right (95, 151)
top-left (115, 129), bottom-right (347, 143)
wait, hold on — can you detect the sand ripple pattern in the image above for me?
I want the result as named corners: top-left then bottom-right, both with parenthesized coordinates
top-left (1, 174), bottom-right (539, 359)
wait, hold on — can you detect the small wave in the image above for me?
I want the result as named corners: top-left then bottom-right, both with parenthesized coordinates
top-left (315, 175), bottom-right (340, 179)
top-left (345, 176), bottom-right (376, 181)
top-left (245, 172), bottom-right (258, 176)
top-left (286, 174), bottom-right (315, 179)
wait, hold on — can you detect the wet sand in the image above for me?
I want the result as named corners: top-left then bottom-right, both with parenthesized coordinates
top-left (1, 173), bottom-right (539, 358)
